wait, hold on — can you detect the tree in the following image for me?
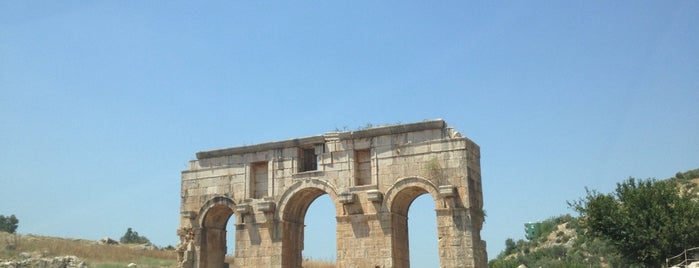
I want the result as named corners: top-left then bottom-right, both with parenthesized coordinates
top-left (504, 238), bottom-right (517, 256)
top-left (120, 227), bottom-right (151, 244)
top-left (571, 177), bottom-right (699, 267)
top-left (0, 214), bottom-right (19, 233)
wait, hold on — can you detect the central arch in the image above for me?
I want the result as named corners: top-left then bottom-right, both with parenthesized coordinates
top-left (278, 179), bottom-right (341, 267)
top-left (198, 197), bottom-right (236, 268)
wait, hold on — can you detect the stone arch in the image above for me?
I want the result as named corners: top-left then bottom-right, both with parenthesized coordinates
top-left (384, 177), bottom-right (442, 267)
top-left (197, 196), bottom-right (236, 268)
top-left (385, 176), bottom-right (441, 216)
top-left (277, 179), bottom-right (342, 267)
top-left (277, 178), bottom-right (342, 220)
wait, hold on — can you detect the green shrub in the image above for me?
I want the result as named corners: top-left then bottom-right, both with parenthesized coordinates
top-left (119, 228), bottom-right (150, 244)
top-left (0, 214), bottom-right (19, 233)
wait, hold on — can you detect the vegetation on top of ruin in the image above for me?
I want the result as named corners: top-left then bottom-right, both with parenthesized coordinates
top-left (489, 168), bottom-right (699, 268)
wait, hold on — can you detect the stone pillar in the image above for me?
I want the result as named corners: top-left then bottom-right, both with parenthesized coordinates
top-left (337, 214), bottom-right (393, 268)
top-left (200, 227), bottom-right (227, 268)
top-left (389, 212), bottom-right (409, 268)
top-left (435, 208), bottom-right (484, 268)
top-left (281, 220), bottom-right (304, 268)
top-left (191, 227), bottom-right (203, 268)
top-left (235, 219), bottom-right (284, 267)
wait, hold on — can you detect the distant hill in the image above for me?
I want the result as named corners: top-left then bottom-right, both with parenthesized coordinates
top-left (489, 168), bottom-right (699, 268)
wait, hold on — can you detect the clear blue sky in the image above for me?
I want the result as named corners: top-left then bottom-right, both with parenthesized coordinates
top-left (2, 1), bottom-right (698, 266)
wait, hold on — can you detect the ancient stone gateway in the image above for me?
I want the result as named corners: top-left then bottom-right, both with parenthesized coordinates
top-left (177, 120), bottom-right (487, 268)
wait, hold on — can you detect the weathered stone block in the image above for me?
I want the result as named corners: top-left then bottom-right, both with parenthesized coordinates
top-left (367, 189), bottom-right (383, 203)
top-left (257, 201), bottom-right (275, 212)
top-left (235, 204), bottom-right (251, 215)
top-left (339, 192), bottom-right (357, 204)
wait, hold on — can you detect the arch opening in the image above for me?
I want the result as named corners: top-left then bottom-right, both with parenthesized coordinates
top-left (201, 203), bottom-right (234, 268)
top-left (390, 185), bottom-right (440, 268)
top-left (225, 214), bottom-right (236, 266)
top-left (281, 186), bottom-right (338, 267)
top-left (302, 194), bottom-right (336, 266)
top-left (408, 194), bottom-right (439, 267)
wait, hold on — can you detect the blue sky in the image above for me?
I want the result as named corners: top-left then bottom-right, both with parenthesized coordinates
top-left (1, 1), bottom-right (698, 266)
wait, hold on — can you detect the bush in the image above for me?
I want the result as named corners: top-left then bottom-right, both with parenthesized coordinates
top-left (0, 214), bottom-right (19, 233)
top-left (504, 238), bottom-right (517, 256)
top-left (119, 228), bottom-right (151, 244)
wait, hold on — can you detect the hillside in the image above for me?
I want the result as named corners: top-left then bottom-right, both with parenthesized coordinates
top-left (488, 215), bottom-right (619, 268)
top-left (489, 168), bottom-right (699, 268)
top-left (0, 231), bottom-right (176, 267)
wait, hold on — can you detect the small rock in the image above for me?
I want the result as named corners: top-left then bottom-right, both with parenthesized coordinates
top-left (98, 237), bottom-right (119, 245)
top-left (128, 263), bottom-right (137, 267)
top-left (134, 243), bottom-right (156, 250)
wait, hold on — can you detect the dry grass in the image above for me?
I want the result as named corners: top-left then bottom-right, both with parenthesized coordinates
top-left (1, 232), bottom-right (336, 268)
top-left (302, 259), bottom-right (335, 268)
top-left (224, 255), bottom-right (335, 268)
top-left (1, 232), bottom-right (176, 267)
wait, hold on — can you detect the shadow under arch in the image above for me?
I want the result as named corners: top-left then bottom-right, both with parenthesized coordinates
top-left (384, 177), bottom-right (442, 268)
top-left (276, 179), bottom-right (342, 267)
top-left (197, 196), bottom-right (236, 268)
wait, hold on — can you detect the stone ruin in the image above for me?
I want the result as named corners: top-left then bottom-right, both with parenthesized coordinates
top-left (177, 119), bottom-right (487, 267)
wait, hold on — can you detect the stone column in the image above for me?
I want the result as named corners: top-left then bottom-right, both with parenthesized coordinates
top-left (388, 212), bottom-right (409, 268)
top-left (336, 213), bottom-right (394, 268)
top-left (280, 220), bottom-right (304, 268)
top-left (200, 227), bottom-right (227, 268)
top-left (235, 219), bottom-right (284, 267)
top-left (435, 208), bottom-right (485, 268)
top-left (191, 227), bottom-right (203, 268)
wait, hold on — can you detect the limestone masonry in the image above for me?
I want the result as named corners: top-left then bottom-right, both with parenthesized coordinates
top-left (177, 119), bottom-right (487, 267)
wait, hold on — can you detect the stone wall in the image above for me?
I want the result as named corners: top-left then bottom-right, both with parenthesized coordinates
top-left (178, 119), bottom-right (487, 268)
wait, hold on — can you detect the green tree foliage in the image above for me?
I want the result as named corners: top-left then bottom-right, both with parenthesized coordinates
top-left (0, 214), bottom-right (19, 233)
top-left (503, 238), bottom-right (517, 256)
top-left (488, 257), bottom-right (520, 268)
top-left (525, 215), bottom-right (575, 241)
top-left (673, 168), bottom-right (699, 181)
top-left (673, 168), bottom-right (699, 199)
top-left (571, 177), bottom-right (699, 267)
top-left (119, 227), bottom-right (151, 244)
